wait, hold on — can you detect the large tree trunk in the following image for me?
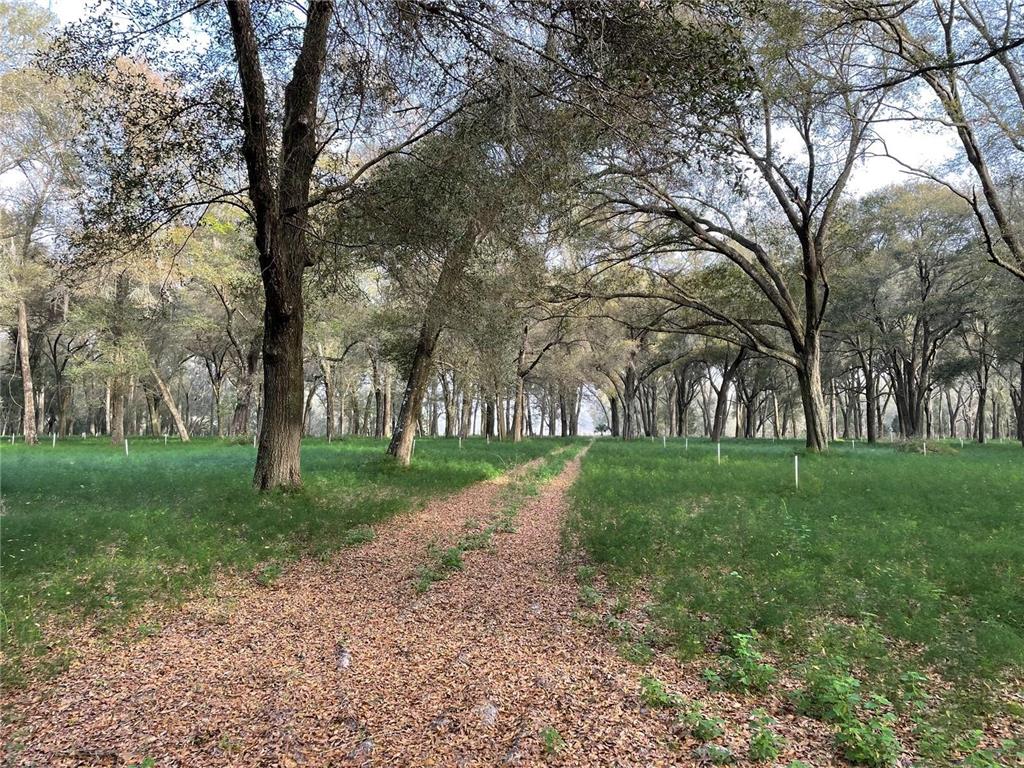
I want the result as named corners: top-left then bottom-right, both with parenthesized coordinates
top-left (228, 0), bottom-right (332, 489)
top-left (254, 295), bottom-right (305, 486)
top-left (16, 299), bottom-right (37, 445)
top-left (388, 322), bottom-right (440, 464)
top-left (798, 336), bottom-right (829, 452)
top-left (149, 363), bottom-right (190, 441)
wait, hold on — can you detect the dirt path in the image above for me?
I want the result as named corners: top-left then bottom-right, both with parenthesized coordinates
top-left (3, 450), bottom-right (838, 767)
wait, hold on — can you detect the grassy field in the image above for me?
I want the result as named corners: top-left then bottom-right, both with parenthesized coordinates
top-left (569, 438), bottom-right (1024, 763)
top-left (0, 435), bottom-right (557, 685)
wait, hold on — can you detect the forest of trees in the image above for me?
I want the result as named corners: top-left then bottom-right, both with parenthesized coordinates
top-left (2, 0), bottom-right (1022, 489)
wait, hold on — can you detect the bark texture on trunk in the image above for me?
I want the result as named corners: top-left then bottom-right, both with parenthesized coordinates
top-left (231, 334), bottom-right (261, 435)
top-left (17, 299), bottom-right (37, 445)
top-left (799, 334), bottom-right (829, 452)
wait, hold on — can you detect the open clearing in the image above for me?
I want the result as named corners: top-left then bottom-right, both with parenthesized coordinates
top-left (2, 438), bottom-right (1022, 767)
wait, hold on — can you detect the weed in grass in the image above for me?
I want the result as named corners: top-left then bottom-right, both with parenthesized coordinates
top-left (703, 631), bottom-right (777, 693)
top-left (961, 739), bottom-right (1023, 768)
top-left (639, 675), bottom-right (684, 709)
top-left (576, 565), bottom-right (597, 586)
top-left (578, 584), bottom-right (601, 608)
top-left (603, 614), bottom-right (630, 636)
top-left (437, 546), bottom-right (464, 572)
top-left (540, 726), bottom-right (566, 755)
top-left (955, 731), bottom-right (1024, 767)
top-left (791, 660), bottom-right (862, 724)
top-left (340, 525), bottom-right (376, 548)
top-left (617, 640), bottom-right (654, 665)
top-left (253, 561), bottom-right (283, 587)
top-left (747, 709), bottom-right (783, 762)
top-left (612, 593), bottom-right (631, 616)
top-left (694, 743), bottom-right (735, 764)
top-left (414, 564), bottom-right (443, 594)
top-left (897, 670), bottom-right (929, 706)
top-left (457, 530), bottom-right (493, 551)
top-left (833, 712), bottom-right (901, 768)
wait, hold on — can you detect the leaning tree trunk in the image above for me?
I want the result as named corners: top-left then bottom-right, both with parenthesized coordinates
top-left (388, 322), bottom-right (441, 465)
top-left (149, 363), bottom-right (190, 441)
top-left (16, 298), bottom-right (37, 445)
top-left (388, 240), bottom-right (472, 466)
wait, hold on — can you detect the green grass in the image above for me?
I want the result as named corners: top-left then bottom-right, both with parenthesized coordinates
top-left (568, 437), bottom-right (1024, 761)
top-left (0, 435), bottom-right (558, 684)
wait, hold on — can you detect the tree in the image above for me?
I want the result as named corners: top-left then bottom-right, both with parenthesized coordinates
top-left (574, 6), bottom-right (887, 451)
top-left (46, 0), bottom-right (479, 487)
top-left (1, 0), bottom-right (71, 444)
top-left (854, 0), bottom-right (1024, 282)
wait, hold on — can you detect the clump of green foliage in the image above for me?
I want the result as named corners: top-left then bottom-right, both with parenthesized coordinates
top-left (694, 744), bottom-right (735, 764)
top-left (956, 731), bottom-right (1024, 767)
top-left (747, 709), bottom-right (783, 762)
top-left (253, 561), bottom-right (284, 587)
top-left (680, 703), bottom-right (725, 742)
top-left (540, 726), bottom-right (566, 755)
top-left (703, 631), bottom-right (777, 693)
top-left (340, 525), bottom-right (376, 548)
top-left (639, 675), bottom-right (684, 709)
top-left (833, 706), bottom-right (901, 768)
top-left (791, 659), bottom-right (862, 723)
